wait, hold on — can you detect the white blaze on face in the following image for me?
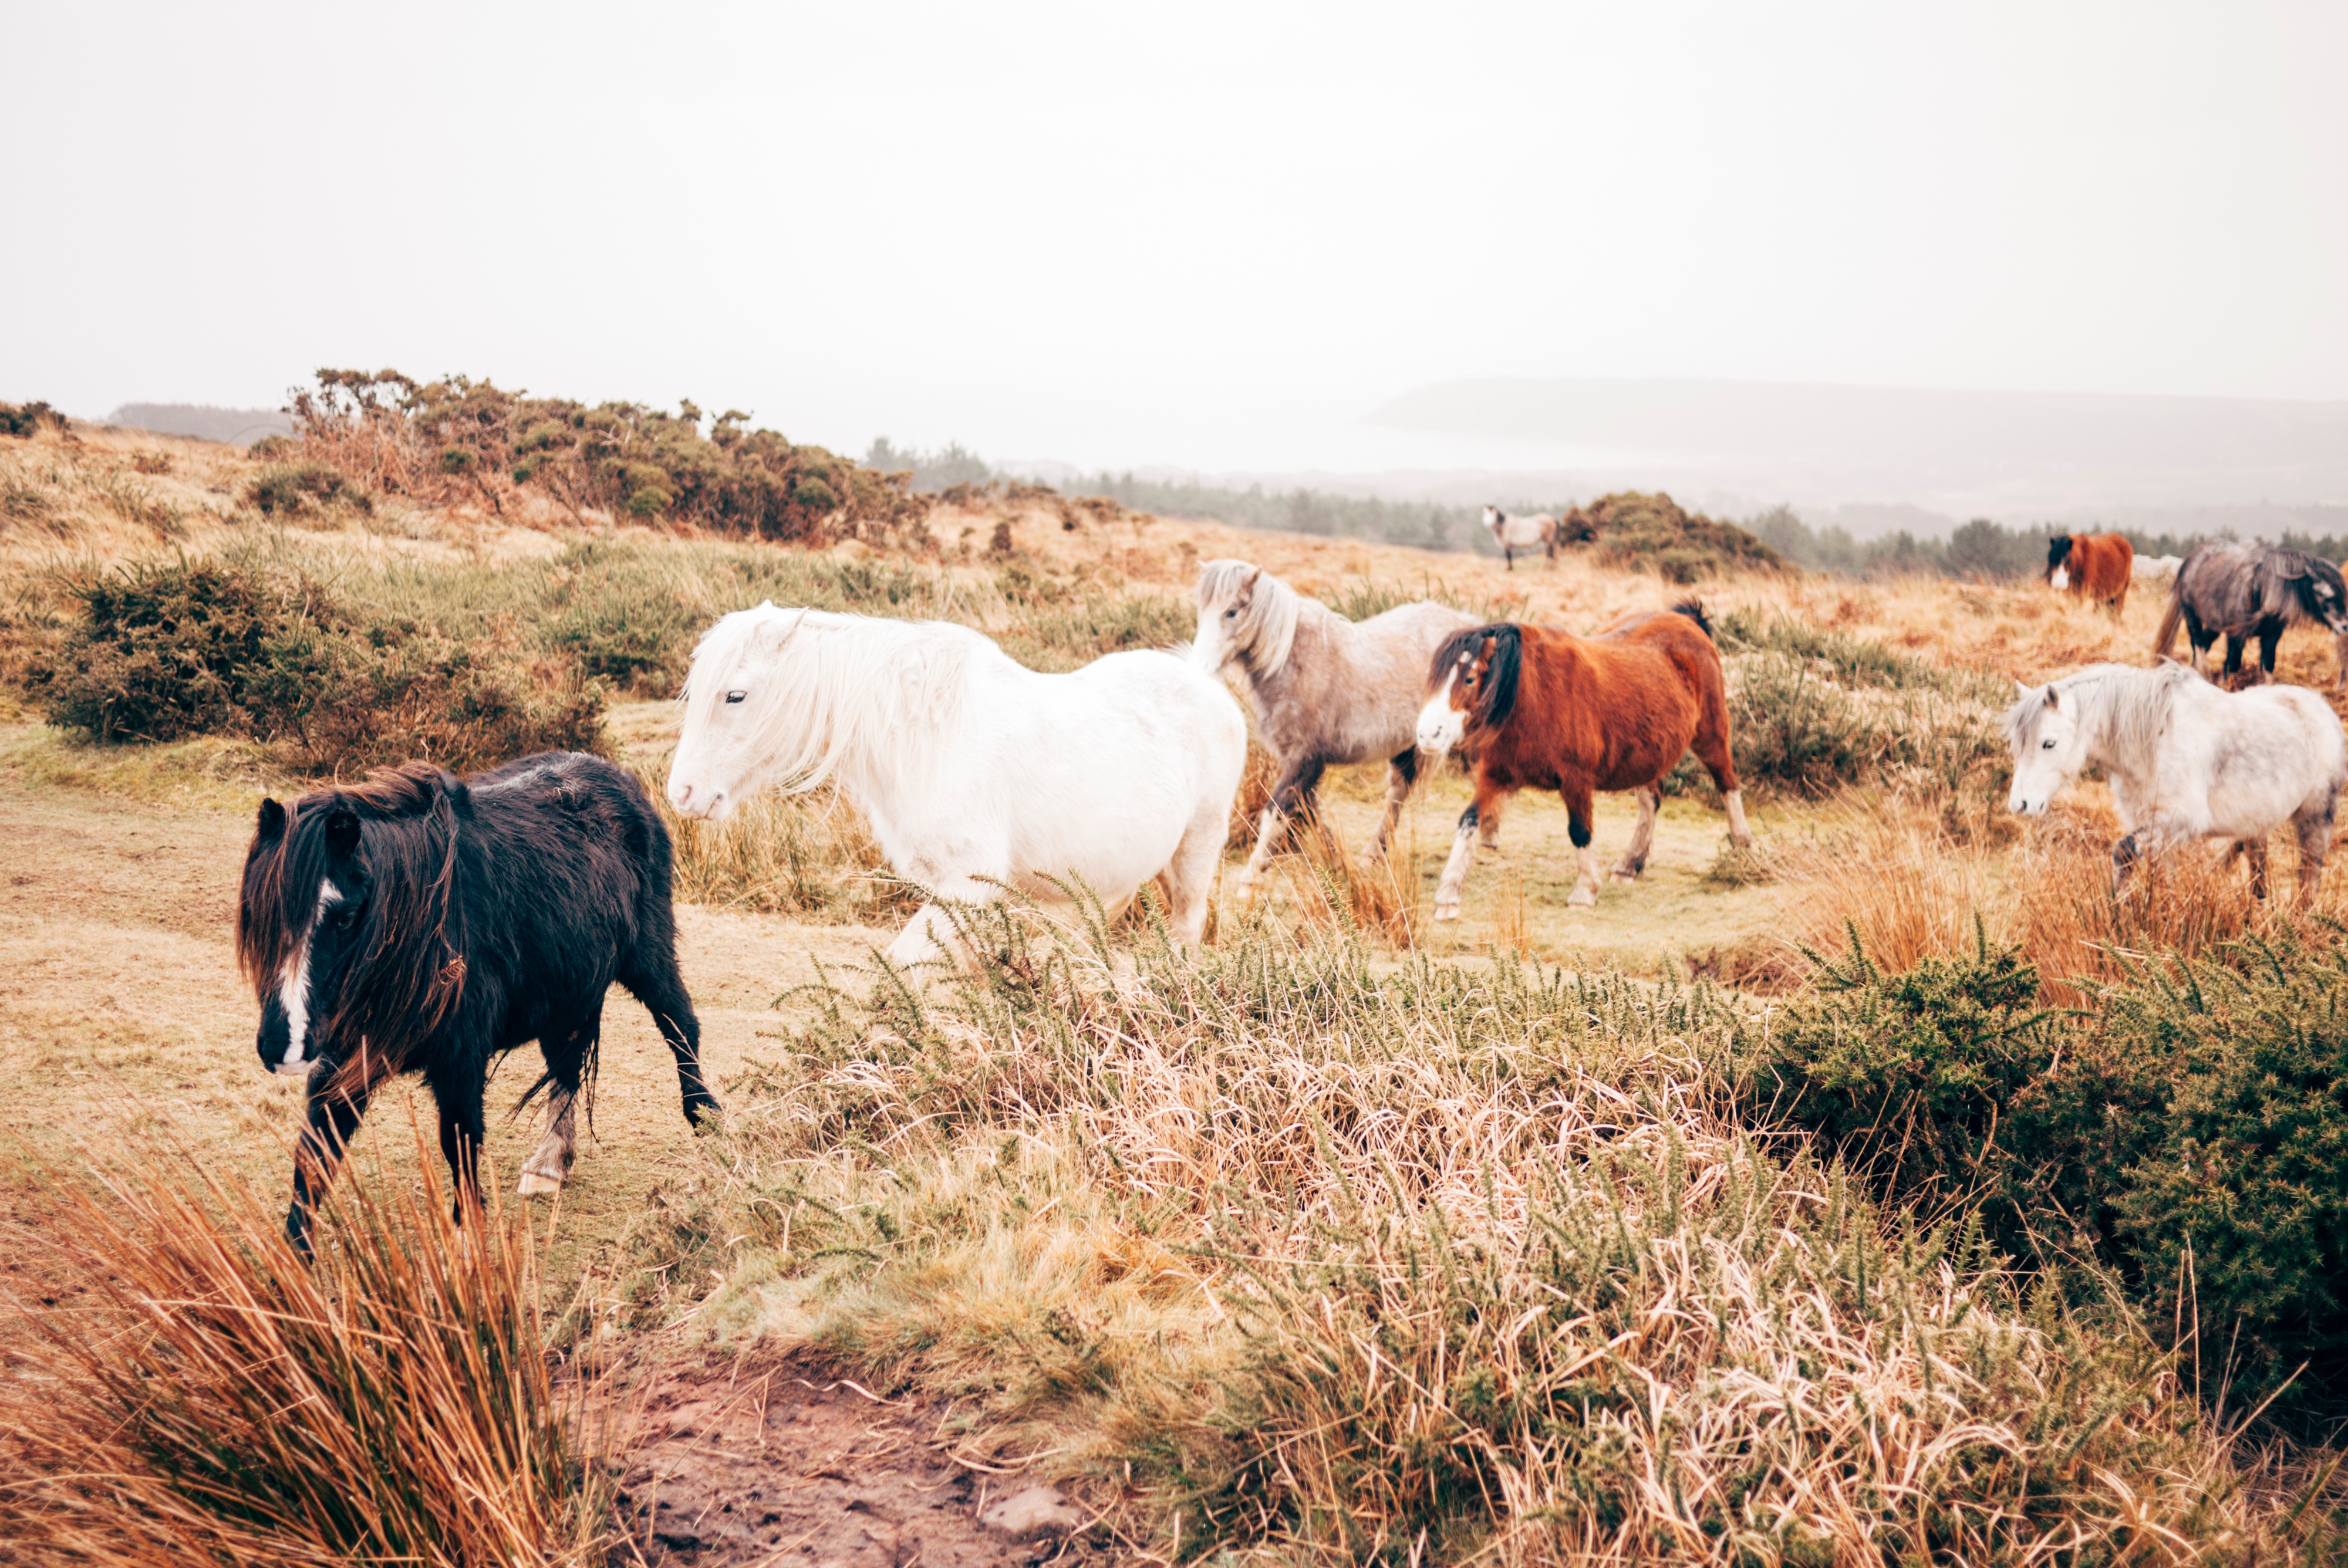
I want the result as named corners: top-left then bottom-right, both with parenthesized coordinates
top-left (276, 881), bottom-right (341, 1076)
top-left (1416, 670), bottom-right (1464, 756)
top-left (2050, 566), bottom-right (2069, 590)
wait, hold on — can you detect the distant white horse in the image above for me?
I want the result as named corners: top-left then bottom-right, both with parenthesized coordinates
top-left (2133, 553), bottom-right (2183, 581)
top-left (1192, 560), bottom-right (1481, 893)
top-left (669, 604), bottom-right (1246, 963)
top-left (1481, 505), bottom-right (1560, 570)
top-left (2005, 661), bottom-right (2345, 901)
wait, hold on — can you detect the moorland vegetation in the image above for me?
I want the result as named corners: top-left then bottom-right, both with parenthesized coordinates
top-left (3, 397), bottom-right (2347, 1563)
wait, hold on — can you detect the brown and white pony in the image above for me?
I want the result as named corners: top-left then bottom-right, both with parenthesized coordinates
top-left (1482, 505), bottom-right (1560, 570)
top-left (1415, 602), bottom-right (1753, 915)
top-left (2046, 532), bottom-right (2133, 616)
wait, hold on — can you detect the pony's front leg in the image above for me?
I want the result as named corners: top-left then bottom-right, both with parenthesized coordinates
top-left (286, 1060), bottom-right (375, 1260)
top-left (1367, 748), bottom-right (1419, 861)
top-left (434, 1069), bottom-right (488, 1230)
top-left (1433, 784), bottom-right (1508, 919)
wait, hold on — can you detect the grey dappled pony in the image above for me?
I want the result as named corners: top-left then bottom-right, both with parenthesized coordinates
top-left (2153, 540), bottom-right (2348, 688)
top-left (2005, 661), bottom-right (2346, 901)
top-left (1192, 560), bottom-right (1482, 894)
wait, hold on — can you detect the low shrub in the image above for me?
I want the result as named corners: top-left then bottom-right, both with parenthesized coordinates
top-left (279, 370), bottom-right (925, 546)
top-left (28, 557), bottom-right (604, 771)
top-left (247, 459), bottom-right (369, 517)
top-left (0, 400), bottom-right (61, 438)
top-left (1743, 922), bottom-right (2348, 1421)
top-left (1561, 490), bottom-right (1786, 576)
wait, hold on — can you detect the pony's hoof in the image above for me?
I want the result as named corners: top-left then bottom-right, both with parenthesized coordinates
top-left (1609, 869), bottom-right (1640, 884)
top-left (518, 1170), bottom-right (564, 1197)
top-left (1433, 903), bottom-right (1462, 921)
top-left (1567, 888), bottom-right (1597, 908)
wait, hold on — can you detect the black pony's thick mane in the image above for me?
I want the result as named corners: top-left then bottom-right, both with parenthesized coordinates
top-left (237, 761), bottom-right (468, 1075)
top-left (1428, 623), bottom-right (1524, 729)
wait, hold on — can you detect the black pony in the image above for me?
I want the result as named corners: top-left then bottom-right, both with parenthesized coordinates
top-left (238, 751), bottom-right (718, 1255)
top-left (2154, 539), bottom-right (2348, 688)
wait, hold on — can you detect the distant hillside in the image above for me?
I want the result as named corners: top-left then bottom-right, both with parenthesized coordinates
top-left (1367, 377), bottom-right (2348, 517)
top-left (104, 403), bottom-right (292, 445)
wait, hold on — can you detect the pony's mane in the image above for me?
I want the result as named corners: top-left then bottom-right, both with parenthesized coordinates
top-left (1196, 559), bottom-right (1307, 677)
top-left (1428, 623), bottom-right (1524, 729)
top-left (2007, 662), bottom-right (2185, 762)
top-left (237, 761), bottom-right (467, 1069)
top-left (678, 604), bottom-right (989, 798)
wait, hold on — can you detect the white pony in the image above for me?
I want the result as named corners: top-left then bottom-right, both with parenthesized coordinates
top-left (2133, 553), bottom-right (2184, 581)
top-left (668, 604), bottom-right (1246, 962)
top-left (2005, 661), bottom-right (2346, 901)
top-left (1480, 505), bottom-right (1560, 570)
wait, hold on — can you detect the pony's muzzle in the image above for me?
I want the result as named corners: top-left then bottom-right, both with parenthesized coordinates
top-left (668, 782), bottom-right (726, 820)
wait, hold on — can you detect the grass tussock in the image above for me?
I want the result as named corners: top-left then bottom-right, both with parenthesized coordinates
top-left (629, 912), bottom-right (2329, 1562)
top-left (0, 1133), bottom-right (613, 1566)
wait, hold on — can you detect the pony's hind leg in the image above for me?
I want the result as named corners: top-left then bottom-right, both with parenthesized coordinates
top-left (1367, 748), bottom-right (1419, 861)
top-left (1612, 787), bottom-right (1661, 882)
top-left (1161, 794), bottom-right (1230, 945)
top-left (519, 1009), bottom-right (599, 1195)
top-left (1237, 756), bottom-right (1326, 895)
top-left (2297, 796), bottom-right (2336, 904)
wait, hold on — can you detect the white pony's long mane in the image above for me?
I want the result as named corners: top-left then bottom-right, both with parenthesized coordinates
top-left (2008, 661), bottom-right (2185, 762)
top-left (1196, 559), bottom-right (1306, 677)
top-left (680, 606), bottom-right (987, 799)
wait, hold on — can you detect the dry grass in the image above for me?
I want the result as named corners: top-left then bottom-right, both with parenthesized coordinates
top-left (653, 912), bottom-right (2337, 1562)
top-left (1770, 789), bottom-right (2348, 1004)
top-left (0, 1125), bottom-right (615, 1566)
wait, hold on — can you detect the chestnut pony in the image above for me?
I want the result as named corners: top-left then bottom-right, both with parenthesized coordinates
top-left (1415, 602), bottom-right (1753, 916)
top-left (2045, 532), bottom-right (2133, 616)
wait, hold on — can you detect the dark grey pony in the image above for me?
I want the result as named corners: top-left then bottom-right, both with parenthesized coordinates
top-left (2153, 540), bottom-right (2348, 688)
top-left (1192, 560), bottom-right (1482, 894)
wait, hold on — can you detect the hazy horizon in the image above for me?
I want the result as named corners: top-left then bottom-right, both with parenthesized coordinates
top-left (9, 3), bottom-right (2343, 512)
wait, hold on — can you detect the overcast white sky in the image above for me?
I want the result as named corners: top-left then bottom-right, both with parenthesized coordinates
top-left (4, 2), bottom-right (2343, 471)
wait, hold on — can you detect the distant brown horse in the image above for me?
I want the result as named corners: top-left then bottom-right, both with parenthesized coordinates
top-left (1414, 602), bottom-right (1752, 916)
top-left (2046, 533), bottom-right (2133, 616)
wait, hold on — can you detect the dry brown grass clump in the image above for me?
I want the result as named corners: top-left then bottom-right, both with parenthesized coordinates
top-left (1769, 791), bottom-right (2348, 1003)
top-left (0, 1133), bottom-right (613, 1566)
top-left (646, 915), bottom-right (2334, 1562)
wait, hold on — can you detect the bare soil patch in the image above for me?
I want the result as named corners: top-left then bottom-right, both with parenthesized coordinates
top-left (618, 1360), bottom-right (1108, 1567)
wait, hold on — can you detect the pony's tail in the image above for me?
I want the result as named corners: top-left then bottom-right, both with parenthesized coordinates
top-left (2152, 584), bottom-right (2185, 659)
top-left (1669, 599), bottom-right (1715, 641)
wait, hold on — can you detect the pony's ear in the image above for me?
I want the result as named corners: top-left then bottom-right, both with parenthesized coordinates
top-left (2043, 687), bottom-right (2059, 712)
top-left (256, 797), bottom-right (286, 842)
top-left (324, 807), bottom-right (361, 859)
top-left (1240, 566), bottom-right (1260, 591)
top-left (2013, 679), bottom-right (2033, 701)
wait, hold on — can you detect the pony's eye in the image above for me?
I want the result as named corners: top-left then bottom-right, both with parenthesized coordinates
top-left (2042, 739), bottom-right (2055, 749)
top-left (725, 690), bottom-right (747, 705)
top-left (1224, 608), bottom-right (1239, 620)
